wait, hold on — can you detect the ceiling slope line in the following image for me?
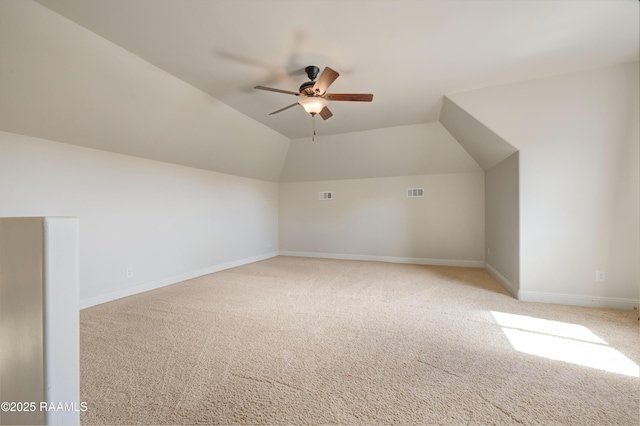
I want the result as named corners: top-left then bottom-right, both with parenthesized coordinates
top-left (439, 96), bottom-right (518, 171)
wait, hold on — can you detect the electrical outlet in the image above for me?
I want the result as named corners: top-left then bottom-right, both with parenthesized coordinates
top-left (487, 247), bottom-right (491, 256)
top-left (126, 267), bottom-right (134, 278)
top-left (595, 270), bottom-right (606, 282)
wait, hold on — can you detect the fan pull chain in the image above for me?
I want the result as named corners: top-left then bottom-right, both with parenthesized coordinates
top-left (312, 114), bottom-right (316, 142)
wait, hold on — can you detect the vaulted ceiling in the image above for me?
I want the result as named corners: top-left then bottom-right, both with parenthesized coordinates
top-left (33, 0), bottom-right (640, 140)
top-left (2, 1), bottom-right (637, 183)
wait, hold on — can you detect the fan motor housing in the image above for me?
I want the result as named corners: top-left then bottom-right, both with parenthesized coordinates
top-left (299, 81), bottom-right (316, 96)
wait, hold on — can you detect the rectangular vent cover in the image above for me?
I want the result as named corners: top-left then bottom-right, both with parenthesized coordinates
top-left (318, 191), bottom-right (333, 200)
top-left (407, 188), bottom-right (424, 198)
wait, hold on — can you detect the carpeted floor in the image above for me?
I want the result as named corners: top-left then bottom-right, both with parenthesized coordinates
top-left (80, 256), bottom-right (639, 425)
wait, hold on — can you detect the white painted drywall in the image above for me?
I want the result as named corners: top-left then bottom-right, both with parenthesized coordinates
top-left (279, 123), bottom-right (481, 182)
top-left (448, 62), bottom-right (639, 308)
top-left (279, 173), bottom-right (485, 265)
top-left (0, 0), bottom-right (289, 182)
top-left (43, 217), bottom-right (79, 425)
top-left (0, 217), bottom-right (79, 425)
top-left (0, 131), bottom-right (279, 306)
top-left (485, 153), bottom-right (519, 296)
top-left (440, 97), bottom-right (517, 170)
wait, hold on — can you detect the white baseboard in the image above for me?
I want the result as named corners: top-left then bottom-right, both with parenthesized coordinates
top-left (79, 252), bottom-right (278, 309)
top-left (278, 251), bottom-right (485, 268)
top-left (518, 290), bottom-right (639, 311)
top-left (485, 262), bottom-right (518, 298)
top-left (482, 263), bottom-right (639, 311)
top-left (81, 251), bottom-right (639, 312)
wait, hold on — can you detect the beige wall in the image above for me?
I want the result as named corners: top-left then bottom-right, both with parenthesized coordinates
top-left (0, 217), bottom-right (80, 425)
top-left (448, 62), bottom-right (639, 308)
top-left (485, 152), bottom-right (519, 296)
top-left (279, 172), bottom-right (485, 266)
top-left (0, 218), bottom-right (45, 425)
top-left (0, 131), bottom-right (279, 306)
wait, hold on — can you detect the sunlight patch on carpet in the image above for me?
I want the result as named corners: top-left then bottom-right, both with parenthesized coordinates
top-left (491, 311), bottom-right (639, 378)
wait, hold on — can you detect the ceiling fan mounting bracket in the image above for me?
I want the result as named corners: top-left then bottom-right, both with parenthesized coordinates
top-left (305, 65), bottom-right (320, 81)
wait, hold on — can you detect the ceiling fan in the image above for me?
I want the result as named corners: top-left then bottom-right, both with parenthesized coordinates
top-left (254, 65), bottom-right (373, 121)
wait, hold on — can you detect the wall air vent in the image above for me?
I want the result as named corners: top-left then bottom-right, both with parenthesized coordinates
top-left (318, 191), bottom-right (333, 200)
top-left (406, 188), bottom-right (424, 198)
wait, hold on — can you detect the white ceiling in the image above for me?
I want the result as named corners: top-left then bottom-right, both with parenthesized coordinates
top-left (34, 0), bottom-right (639, 140)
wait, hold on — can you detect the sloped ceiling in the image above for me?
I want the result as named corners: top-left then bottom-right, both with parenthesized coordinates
top-left (440, 97), bottom-right (517, 171)
top-left (280, 123), bottom-right (482, 182)
top-left (0, 0), bottom-right (290, 182)
top-left (2, 1), bottom-right (638, 183)
top-left (33, 0), bottom-right (640, 140)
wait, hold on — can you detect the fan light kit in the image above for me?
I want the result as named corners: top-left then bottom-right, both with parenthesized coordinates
top-left (255, 65), bottom-right (373, 140)
top-left (297, 96), bottom-right (328, 115)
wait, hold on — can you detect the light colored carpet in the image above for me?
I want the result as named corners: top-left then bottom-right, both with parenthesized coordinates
top-left (80, 256), bottom-right (639, 425)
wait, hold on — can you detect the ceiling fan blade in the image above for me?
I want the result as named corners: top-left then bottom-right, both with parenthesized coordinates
top-left (319, 106), bottom-right (333, 120)
top-left (325, 93), bottom-right (373, 102)
top-left (312, 67), bottom-right (339, 95)
top-left (255, 85), bottom-right (299, 96)
top-left (268, 102), bottom-right (299, 115)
